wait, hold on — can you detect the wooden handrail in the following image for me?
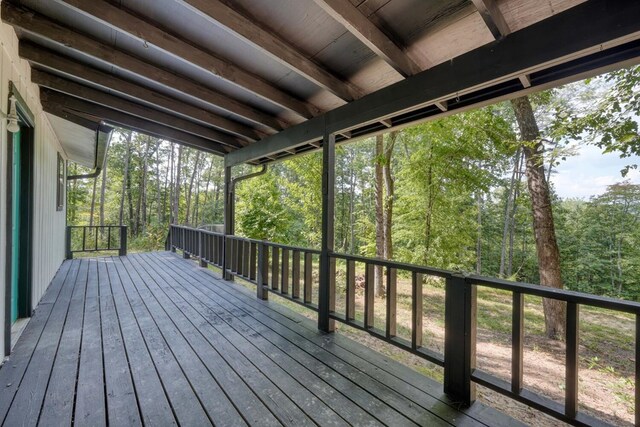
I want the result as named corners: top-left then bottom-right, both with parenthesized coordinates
top-left (65, 225), bottom-right (127, 259)
top-left (167, 224), bottom-right (640, 426)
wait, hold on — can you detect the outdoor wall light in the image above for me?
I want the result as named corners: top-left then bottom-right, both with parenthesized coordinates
top-left (1, 95), bottom-right (20, 133)
top-left (6, 95), bottom-right (20, 133)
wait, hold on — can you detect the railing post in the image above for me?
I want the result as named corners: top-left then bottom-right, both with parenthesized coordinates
top-left (444, 274), bottom-right (476, 407)
top-left (199, 230), bottom-right (208, 268)
top-left (65, 226), bottom-right (72, 259)
top-left (223, 164), bottom-right (234, 281)
top-left (170, 226), bottom-right (176, 252)
top-left (256, 242), bottom-right (268, 300)
top-left (119, 226), bottom-right (127, 257)
top-left (318, 131), bottom-right (336, 333)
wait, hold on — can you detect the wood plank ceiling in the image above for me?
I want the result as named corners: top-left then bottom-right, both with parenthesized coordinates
top-left (2, 0), bottom-right (586, 157)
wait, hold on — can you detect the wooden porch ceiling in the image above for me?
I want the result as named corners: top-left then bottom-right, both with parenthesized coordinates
top-left (1, 0), bottom-right (639, 160)
top-left (0, 252), bottom-right (520, 426)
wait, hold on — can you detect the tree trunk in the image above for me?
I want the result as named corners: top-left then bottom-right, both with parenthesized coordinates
top-left (348, 157), bottom-right (356, 254)
top-left (201, 158), bottom-right (213, 224)
top-left (173, 144), bottom-right (183, 224)
top-left (511, 96), bottom-right (565, 340)
top-left (500, 148), bottom-right (521, 276)
top-left (137, 135), bottom-right (151, 234)
top-left (89, 176), bottom-right (98, 226)
top-left (424, 143), bottom-right (435, 265)
top-left (185, 151), bottom-right (201, 225)
top-left (99, 143), bottom-right (109, 227)
top-left (383, 132), bottom-right (396, 260)
top-left (374, 134), bottom-right (385, 297)
top-left (119, 131), bottom-right (132, 226)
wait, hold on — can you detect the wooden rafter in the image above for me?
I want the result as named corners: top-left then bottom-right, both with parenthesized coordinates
top-left (20, 42), bottom-right (262, 142)
top-left (182, 0), bottom-right (362, 102)
top-left (313, 0), bottom-right (421, 77)
top-left (471, 0), bottom-right (511, 38)
top-left (0, 2), bottom-right (284, 133)
top-left (42, 102), bottom-right (103, 131)
top-left (56, 0), bottom-right (317, 119)
top-left (41, 89), bottom-right (229, 155)
top-left (33, 70), bottom-right (245, 149)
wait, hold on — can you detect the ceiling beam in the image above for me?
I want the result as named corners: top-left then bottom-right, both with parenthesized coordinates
top-left (182, 0), bottom-right (362, 102)
top-left (313, 0), bottom-right (421, 77)
top-left (32, 69), bottom-right (245, 149)
top-left (41, 89), bottom-right (228, 155)
top-left (43, 102), bottom-right (104, 131)
top-left (0, 2), bottom-right (284, 133)
top-left (226, 0), bottom-right (640, 166)
top-left (56, 0), bottom-right (316, 119)
top-left (471, 0), bottom-right (511, 39)
top-left (20, 42), bottom-right (261, 142)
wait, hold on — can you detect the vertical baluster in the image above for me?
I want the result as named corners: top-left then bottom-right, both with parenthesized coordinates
top-left (304, 252), bottom-right (312, 303)
top-left (82, 227), bottom-right (87, 251)
top-left (256, 242), bottom-right (268, 300)
top-left (281, 249), bottom-right (289, 294)
top-left (346, 260), bottom-right (355, 321)
top-left (292, 250), bottom-right (300, 299)
top-left (412, 272), bottom-right (423, 349)
top-left (236, 240), bottom-right (244, 275)
top-left (243, 240), bottom-right (250, 277)
top-left (565, 302), bottom-right (579, 419)
top-left (512, 291), bottom-right (524, 394)
top-left (386, 268), bottom-right (397, 338)
top-left (107, 226), bottom-right (112, 250)
top-left (95, 226), bottom-right (99, 251)
top-left (226, 238), bottom-right (232, 272)
top-left (271, 247), bottom-right (280, 290)
top-left (364, 263), bottom-right (375, 329)
top-left (249, 242), bottom-right (257, 281)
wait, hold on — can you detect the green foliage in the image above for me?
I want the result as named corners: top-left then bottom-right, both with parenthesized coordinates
top-left (65, 66), bottom-right (640, 301)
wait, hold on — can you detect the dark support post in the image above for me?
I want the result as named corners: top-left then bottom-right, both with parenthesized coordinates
top-left (223, 165), bottom-right (233, 280)
top-left (119, 226), bottom-right (127, 257)
top-left (565, 302), bottom-right (579, 418)
top-left (444, 274), bottom-right (476, 407)
top-left (256, 242), bottom-right (268, 300)
top-left (512, 291), bottom-right (524, 394)
top-left (65, 226), bottom-right (72, 259)
top-left (318, 130), bottom-right (336, 333)
top-left (411, 272), bottom-right (423, 349)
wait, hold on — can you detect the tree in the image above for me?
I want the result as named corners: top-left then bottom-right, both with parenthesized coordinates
top-left (374, 135), bottom-right (385, 296)
top-left (510, 96), bottom-right (565, 340)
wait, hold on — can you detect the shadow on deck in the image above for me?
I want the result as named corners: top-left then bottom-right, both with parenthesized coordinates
top-left (0, 252), bottom-right (519, 426)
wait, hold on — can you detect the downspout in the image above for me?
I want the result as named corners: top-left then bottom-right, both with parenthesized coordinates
top-left (227, 164), bottom-right (268, 234)
top-left (67, 125), bottom-right (114, 180)
top-left (223, 164), bottom-right (267, 280)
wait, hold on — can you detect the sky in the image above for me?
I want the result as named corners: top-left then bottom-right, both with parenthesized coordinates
top-left (551, 144), bottom-right (640, 199)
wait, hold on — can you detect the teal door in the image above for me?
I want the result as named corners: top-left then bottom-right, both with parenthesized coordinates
top-left (11, 129), bottom-right (21, 323)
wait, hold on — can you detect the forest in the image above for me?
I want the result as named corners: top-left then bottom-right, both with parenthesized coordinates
top-left (67, 66), bottom-right (640, 301)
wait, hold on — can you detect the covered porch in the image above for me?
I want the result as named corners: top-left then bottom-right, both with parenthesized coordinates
top-left (1, 0), bottom-right (640, 425)
top-left (0, 252), bottom-right (515, 426)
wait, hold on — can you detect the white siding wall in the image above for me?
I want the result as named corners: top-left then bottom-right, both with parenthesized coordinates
top-left (0, 22), bottom-right (67, 360)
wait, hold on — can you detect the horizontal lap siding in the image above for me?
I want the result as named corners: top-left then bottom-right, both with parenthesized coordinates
top-left (0, 21), bottom-right (66, 360)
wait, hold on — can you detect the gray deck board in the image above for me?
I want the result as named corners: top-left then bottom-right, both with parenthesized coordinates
top-left (0, 252), bottom-right (520, 427)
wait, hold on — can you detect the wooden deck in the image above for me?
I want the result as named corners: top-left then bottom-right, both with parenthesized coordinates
top-left (0, 252), bottom-right (519, 426)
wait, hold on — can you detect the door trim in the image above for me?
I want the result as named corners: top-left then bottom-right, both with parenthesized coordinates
top-left (4, 82), bottom-right (35, 356)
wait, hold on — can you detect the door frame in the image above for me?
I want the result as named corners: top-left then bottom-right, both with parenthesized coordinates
top-left (4, 82), bottom-right (35, 356)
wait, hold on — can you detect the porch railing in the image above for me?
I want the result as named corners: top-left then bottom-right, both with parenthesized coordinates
top-left (168, 224), bottom-right (640, 427)
top-left (65, 225), bottom-right (127, 259)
